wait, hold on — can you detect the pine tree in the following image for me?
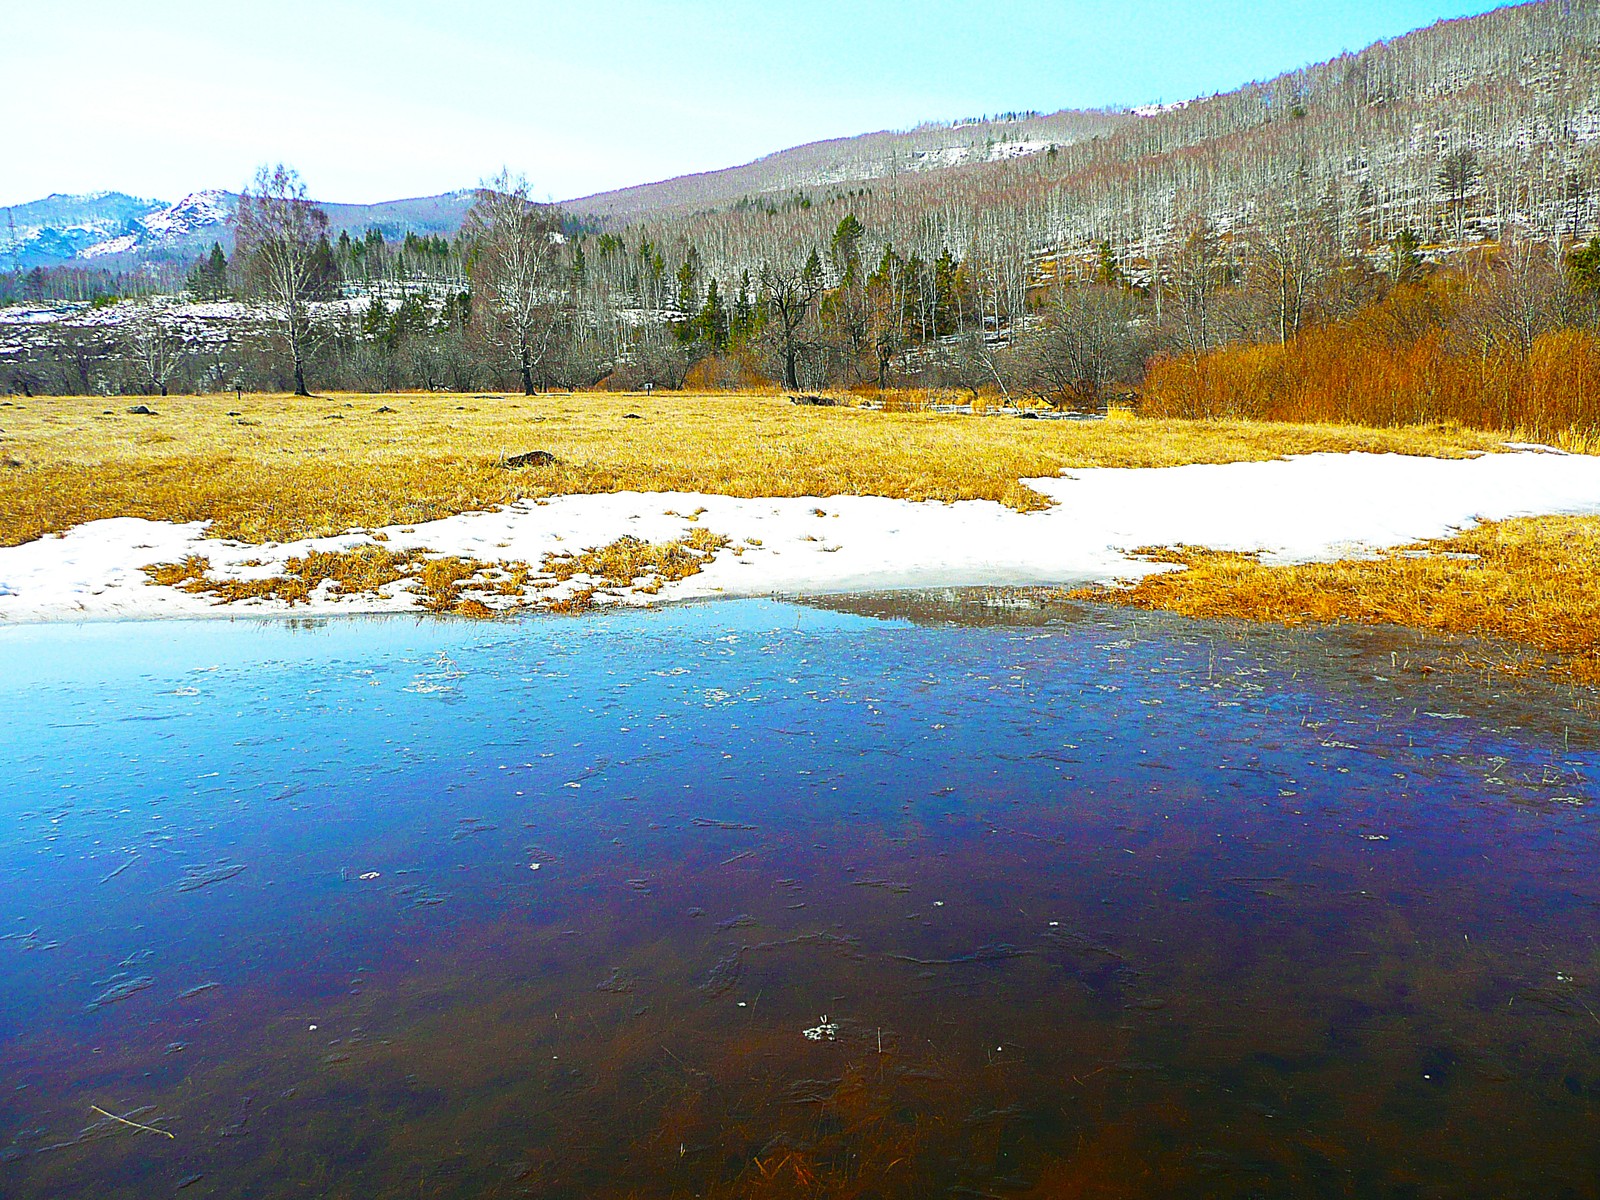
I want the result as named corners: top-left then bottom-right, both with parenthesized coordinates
top-left (1390, 228), bottom-right (1425, 285)
top-left (676, 246), bottom-right (702, 316)
top-left (830, 214), bottom-right (864, 283)
top-left (802, 247), bottom-right (824, 292)
top-left (731, 271), bottom-right (756, 344)
top-left (186, 241), bottom-right (230, 299)
top-left (934, 248), bottom-right (961, 336)
top-left (698, 277), bottom-right (729, 350)
top-left (1094, 240), bottom-right (1124, 287)
top-left (306, 234), bottom-right (341, 301)
top-left (1568, 238), bottom-right (1600, 296)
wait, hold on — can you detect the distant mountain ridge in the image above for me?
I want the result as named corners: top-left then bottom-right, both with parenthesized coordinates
top-left (3, 190), bottom-right (478, 272)
top-left (561, 109), bottom-right (1132, 222)
top-left (3, 109), bottom-right (1127, 272)
top-left (10, 0), bottom-right (1597, 283)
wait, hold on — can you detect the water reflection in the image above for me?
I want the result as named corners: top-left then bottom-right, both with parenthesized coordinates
top-left (1, 599), bottom-right (1597, 1198)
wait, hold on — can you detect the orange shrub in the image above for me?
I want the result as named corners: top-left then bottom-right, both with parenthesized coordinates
top-left (1142, 324), bottom-right (1600, 442)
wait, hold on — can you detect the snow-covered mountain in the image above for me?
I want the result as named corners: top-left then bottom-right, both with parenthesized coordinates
top-left (3, 190), bottom-right (475, 271)
top-left (2, 191), bottom-right (232, 270)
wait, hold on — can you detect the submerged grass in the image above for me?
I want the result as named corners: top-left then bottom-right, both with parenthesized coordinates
top-left (0, 391), bottom-right (1511, 547)
top-left (1068, 515), bottom-right (1600, 683)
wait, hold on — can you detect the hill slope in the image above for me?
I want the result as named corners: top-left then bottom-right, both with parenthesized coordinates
top-left (562, 110), bottom-right (1132, 222)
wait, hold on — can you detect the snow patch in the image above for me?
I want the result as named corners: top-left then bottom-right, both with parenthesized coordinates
top-left (4, 451), bottom-right (1600, 623)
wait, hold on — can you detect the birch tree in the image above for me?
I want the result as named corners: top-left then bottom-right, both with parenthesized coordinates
top-left (234, 164), bottom-right (330, 396)
top-left (462, 173), bottom-right (562, 395)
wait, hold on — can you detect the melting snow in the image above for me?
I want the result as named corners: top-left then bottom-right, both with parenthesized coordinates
top-left (3, 450), bottom-right (1600, 622)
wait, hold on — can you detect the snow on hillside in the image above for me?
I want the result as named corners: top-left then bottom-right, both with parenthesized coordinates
top-left (138, 190), bottom-right (232, 241)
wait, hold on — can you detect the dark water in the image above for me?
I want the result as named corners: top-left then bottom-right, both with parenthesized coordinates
top-left (3, 598), bottom-right (1599, 1199)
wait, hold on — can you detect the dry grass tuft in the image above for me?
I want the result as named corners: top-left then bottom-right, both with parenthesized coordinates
top-left (1068, 515), bottom-right (1600, 682)
top-left (139, 530), bottom-right (730, 616)
top-left (542, 531), bottom-right (731, 593)
top-left (141, 544), bottom-right (536, 615)
top-left (0, 391), bottom-right (1513, 548)
top-left (142, 555), bottom-right (211, 587)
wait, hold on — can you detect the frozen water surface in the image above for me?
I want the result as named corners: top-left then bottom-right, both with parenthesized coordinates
top-left (2, 597), bottom-right (1599, 1197)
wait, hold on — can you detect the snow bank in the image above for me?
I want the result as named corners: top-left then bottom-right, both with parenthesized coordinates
top-left (4, 450), bottom-right (1600, 623)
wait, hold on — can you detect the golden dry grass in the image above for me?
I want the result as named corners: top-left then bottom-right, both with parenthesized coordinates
top-left (0, 390), bottom-right (1510, 548)
top-left (1068, 515), bottom-right (1600, 682)
top-left (139, 531), bottom-right (731, 617)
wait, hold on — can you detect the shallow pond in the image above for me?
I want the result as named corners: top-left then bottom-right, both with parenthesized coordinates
top-left (2, 597), bottom-right (1599, 1198)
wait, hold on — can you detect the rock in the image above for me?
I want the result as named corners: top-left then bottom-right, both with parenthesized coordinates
top-left (127, 404), bottom-right (157, 415)
top-left (504, 450), bottom-right (557, 468)
top-left (376, 405), bottom-right (396, 413)
top-left (623, 413), bottom-right (643, 419)
top-left (1018, 411), bottom-right (1040, 419)
top-left (789, 394), bottom-right (836, 407)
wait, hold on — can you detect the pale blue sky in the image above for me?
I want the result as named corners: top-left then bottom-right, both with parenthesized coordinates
top-left (9, 0), bottom-right (1510, 207)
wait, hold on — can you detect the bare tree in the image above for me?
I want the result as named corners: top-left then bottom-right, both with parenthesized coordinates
top-left (1248, 198), bottom-right (1337, 343)
top-left (462, 172), bottom-right (563, 395)
top-left (1168, 219), bottom-right (1228, 356)
top-left (124, 306), bottom-right (183, 396)
top-left (234, 164), bottom-right (331, 396)
top-left (1460, 236), bottom-right (1564, 355)
top-left (1013, 285), bottom-right (1145, 411)
top-left (1438, 148), bottom-right (1480, 242)
top-left (760, 249), bottom-right (825, 390)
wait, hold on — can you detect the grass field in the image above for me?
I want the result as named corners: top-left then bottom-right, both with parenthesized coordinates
top-left (6, 389), bottom-right (1594, 677)
top-left (1069, 515), bottom-right (1600, 684)
top-left (0, 390), bottom-right (1509, 547)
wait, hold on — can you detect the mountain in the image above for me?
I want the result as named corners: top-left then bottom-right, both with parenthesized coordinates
top-left (2, 112), bottom-right (1124, 272)
top-left (561, 110), bottom-right (1132, 222)
top-left (608, 0), bottom-right (1600, 282)
top-left (9, 0), bottom-right (1597, 285)
top-left (3, 192), bottom-right (170, 269)
top-left (3, 190), bottom-right (478, 272)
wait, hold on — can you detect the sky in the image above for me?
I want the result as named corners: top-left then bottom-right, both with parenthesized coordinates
top-left (7, 0), bottom-right (1512, 208)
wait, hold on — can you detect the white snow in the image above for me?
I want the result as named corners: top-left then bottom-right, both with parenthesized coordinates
top-left (1131, 100), bottom-right (1193, 117)
top-left (79, 234), bottom-right (140, 259)
top-left (139, 191), bottom-right (231, 241)
top-left (3, 450), bottom-right (1600, 623)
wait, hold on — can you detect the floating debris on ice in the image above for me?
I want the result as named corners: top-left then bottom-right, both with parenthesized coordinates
top-left (802, 1016), bottom-right (839, 1041)
top-left (86, 974), bottom-right (154, 1011)
top-left (176, 862), bottom-right (247, 892)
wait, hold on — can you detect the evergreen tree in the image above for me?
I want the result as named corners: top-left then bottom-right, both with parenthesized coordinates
top-left (698, 277), bottom-right (729, 350)
top-left (731, 271), bottom-right (756, 344)
top-left (1094, 240), bottom-right (1124, 287)
top-left (186, 241), bottom-right (230, 299)
top-left (830, 214), bottom-right (864, 283)
top-left (306, 234), bottom-right (341, 301)
top-left (1390, 228), bottom-right (1425, 285)
top-left (802, 247), bottom-right (824, 293)
top-left (676, 246), bottom-right (702, 315)
top-left (934, 248), bottom-right (961, 336)
top-left (363, 294), bottom-right (392, 341)
top-left (1567, 237), bottom-right (1600, 296)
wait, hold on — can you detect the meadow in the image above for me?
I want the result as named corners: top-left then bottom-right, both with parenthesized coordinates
top-left (4, 388), bottom-right (1598, 680)
top-left (0, 389), bottom-right (1506, 546)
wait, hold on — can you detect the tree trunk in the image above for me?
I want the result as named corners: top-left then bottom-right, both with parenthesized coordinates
top-left (294, 358), bottom-right (309, 397)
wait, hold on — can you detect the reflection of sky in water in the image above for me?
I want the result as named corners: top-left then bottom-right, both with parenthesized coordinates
top-left (2, 600), bottom-right (1599, 1198)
